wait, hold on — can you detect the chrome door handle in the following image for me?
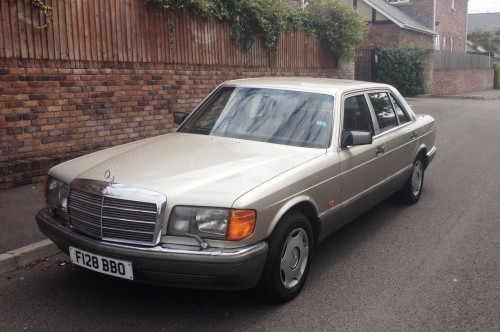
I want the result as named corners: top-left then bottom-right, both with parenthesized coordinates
top-left (376, 146), bottom-right (385, 155)
top-left (411, 131), bottom-right (418, 140)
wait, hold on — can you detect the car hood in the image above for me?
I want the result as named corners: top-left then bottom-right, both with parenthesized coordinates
top-left (51, 133), bottom-right (326, 207)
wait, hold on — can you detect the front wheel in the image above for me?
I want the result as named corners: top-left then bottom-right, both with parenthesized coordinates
top-left (397, 154), bottom-right (425, 204)
top-left (257, 211), bottom-right (313, 303)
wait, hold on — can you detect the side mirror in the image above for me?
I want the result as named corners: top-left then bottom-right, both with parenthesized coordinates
top-left (341, 130), bottom-right (372, 149)
top-left (173, 112), bottom-right (188, 125)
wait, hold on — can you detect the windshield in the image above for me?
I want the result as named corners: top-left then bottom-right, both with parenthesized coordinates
top-left (179, 87), bottom-right (334, 149)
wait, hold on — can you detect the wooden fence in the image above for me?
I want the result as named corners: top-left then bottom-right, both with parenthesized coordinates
top-left (434, 50), bottom-right (491, 70)
top-left (0, 0), bottom-right (335, 69)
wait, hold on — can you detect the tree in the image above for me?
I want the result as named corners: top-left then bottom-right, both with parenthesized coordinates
top-left (306, 0), bottom-right (367, 60)
top-left (467, 29), bottom-right (500, 53)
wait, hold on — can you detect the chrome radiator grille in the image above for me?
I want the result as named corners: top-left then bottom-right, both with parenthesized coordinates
top-left (68, 188), bottom-right (160, 244)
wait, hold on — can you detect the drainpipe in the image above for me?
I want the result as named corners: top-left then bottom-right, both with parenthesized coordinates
top-left (433, 0), bottom-right (436, 31)
top-left (433, 0), bottom-right (437, 50)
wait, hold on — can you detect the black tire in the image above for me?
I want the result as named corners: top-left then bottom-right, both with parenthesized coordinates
top-left (397, 154), bottom-right (425, 204)
top-left (257, 211), bottom-right (313, 304)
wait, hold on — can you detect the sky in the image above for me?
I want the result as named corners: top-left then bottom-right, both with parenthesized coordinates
top-left (468, 0), bottom-right (500, 14)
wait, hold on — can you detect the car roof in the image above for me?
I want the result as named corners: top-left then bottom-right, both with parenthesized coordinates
top-left (223, 78), bottom-right (392, 95)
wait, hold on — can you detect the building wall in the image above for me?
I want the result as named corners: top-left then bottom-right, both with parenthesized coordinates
top-left (435, 0), bottom-right (468, 52)
top-left (387, 0), bottom-right (468, 52)
top-left (362, 22), bottom-right (434, 49)
top-left (362, 23), bottom-right (402, 48)
top-left (402, 0), bottom-right (435, 27)
top-left (398, 28), bottom-right (435, 49)
top-left (0, 59), bottom-right (346, 189)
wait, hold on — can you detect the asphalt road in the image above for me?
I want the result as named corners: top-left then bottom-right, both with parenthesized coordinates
top-left (1, 97), bottom-right (499, 332)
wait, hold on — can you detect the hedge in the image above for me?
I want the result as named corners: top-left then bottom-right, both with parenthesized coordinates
top-left (376, 46), bottom-right (427, 96)
top-left (494, 62), bottom-right (500, 90)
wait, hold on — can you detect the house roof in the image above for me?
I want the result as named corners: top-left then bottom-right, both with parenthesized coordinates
top-left (468, 12), bottom-right (500, 35)
top-left (362, 0), bottom-right (437, 36)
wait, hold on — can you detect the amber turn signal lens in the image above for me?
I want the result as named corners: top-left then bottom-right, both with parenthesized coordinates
top-left (227, 210), bottom-right (256, 241)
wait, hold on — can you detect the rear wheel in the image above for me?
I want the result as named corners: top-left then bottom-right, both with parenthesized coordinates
top-left (397, 154), bottom-right (425, 204)
top-left (257, 211), bottom-right (313, 303)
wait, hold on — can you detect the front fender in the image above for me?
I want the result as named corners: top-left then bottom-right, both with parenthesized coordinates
top-left (266, 195), bottom-right (320, 239)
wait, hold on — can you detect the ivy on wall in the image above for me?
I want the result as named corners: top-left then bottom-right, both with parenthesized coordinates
top-left (30, 0), bottom-right (53, 30)
top-left (145, 0), bottom-right (367, 59)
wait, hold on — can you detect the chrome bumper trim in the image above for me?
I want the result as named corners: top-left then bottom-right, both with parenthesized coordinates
top-left (426, 146), bottom-right (437, 166)
top-left (96, 239), bottom-right (267, 257)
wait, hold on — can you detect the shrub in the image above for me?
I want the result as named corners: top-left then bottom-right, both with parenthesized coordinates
top-left (494, 62), bottom-right (500, 90)
top-left (376, 46), bottom-right (427, 96)
top-left (306, 0), bottom-right (367, 60)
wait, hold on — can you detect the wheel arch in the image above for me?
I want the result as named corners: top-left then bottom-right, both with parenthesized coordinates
top-left (415, 145), bottom-right (429, 169)
top-left (269, 198), bottom-right (321, 247)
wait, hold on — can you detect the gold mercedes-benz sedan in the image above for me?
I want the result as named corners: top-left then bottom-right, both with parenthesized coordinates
top-left (37, 78), bottom-right (436, 303)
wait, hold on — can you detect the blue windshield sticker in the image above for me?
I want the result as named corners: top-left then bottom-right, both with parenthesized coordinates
top-left (316, 120), bottom-right (327, 127)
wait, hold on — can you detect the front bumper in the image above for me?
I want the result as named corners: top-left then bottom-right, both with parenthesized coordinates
top-left (36, 209), bottom-right (268, 290)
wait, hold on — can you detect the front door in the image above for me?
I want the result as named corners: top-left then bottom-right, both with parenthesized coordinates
top-left (339, 93), bottom-right (387, 222)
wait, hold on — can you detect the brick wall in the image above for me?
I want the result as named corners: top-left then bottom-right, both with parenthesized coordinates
top-left (0, 59), bottom-right (343, 189)
top-left (429, 69), bottom-right (494, 95)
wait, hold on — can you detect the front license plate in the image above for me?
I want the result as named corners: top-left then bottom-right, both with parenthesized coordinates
top-left (69, 247), bottom-right (134, 280)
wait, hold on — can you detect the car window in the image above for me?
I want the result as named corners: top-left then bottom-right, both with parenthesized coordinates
top-left (343, 95), bottom-right (374, 134)
top-left (180, 87), bottom-right (334, 149)
top-left (389, 94), bottom-right (410, 124)
top-left (368, 92), bottom-right (398, 133)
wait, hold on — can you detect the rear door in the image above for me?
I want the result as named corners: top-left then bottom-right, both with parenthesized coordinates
top-left (367, 91), bottom-right (419, 191)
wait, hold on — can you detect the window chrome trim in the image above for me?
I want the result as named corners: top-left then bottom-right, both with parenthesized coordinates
top-left (372, 121), bottom-right (413, 139)
top-left (340, 89), bottom-right (416, 145)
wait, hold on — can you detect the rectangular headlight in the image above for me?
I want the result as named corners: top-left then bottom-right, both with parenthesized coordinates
top-left (168, 207), bottom-right (256, 241)
top-left (168, 207), bottom-right (229, 240)
top-left (45, 176), bottom-right (70, 220)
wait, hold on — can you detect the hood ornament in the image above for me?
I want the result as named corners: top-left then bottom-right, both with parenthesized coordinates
top-left (104, 170), bottom-right (115, 186)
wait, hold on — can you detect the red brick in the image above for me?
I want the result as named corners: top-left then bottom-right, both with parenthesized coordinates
top-left (1, 59), bottom-right (345, 184)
